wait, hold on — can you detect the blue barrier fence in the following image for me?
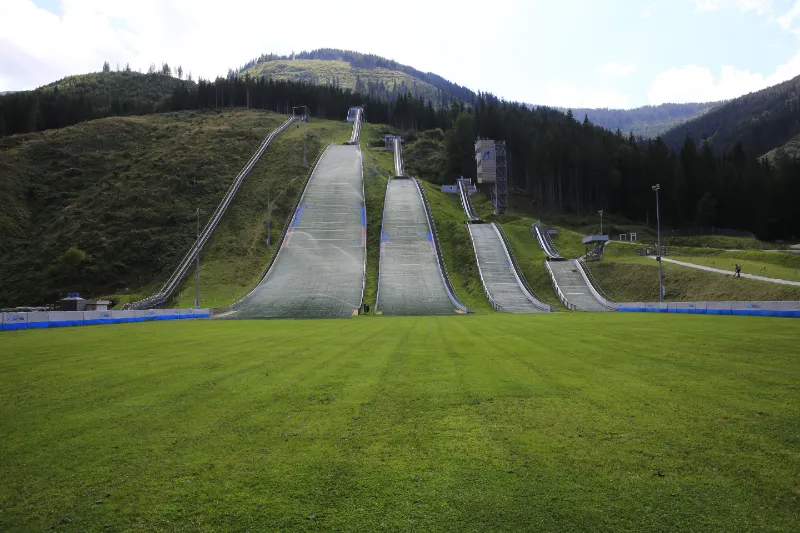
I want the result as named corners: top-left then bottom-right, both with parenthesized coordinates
top-left (1, 309), bottom-right (210, 331)
top-left (615, 301), bottom-right (800, 318)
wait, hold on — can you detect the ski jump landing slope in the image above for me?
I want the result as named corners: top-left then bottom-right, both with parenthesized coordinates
top-left (468, 224), bottom-right (549, 313)
top-left (547, 260), bottom-right (614, 312)
top-left (377, 179), bottom-right (463, 315)
top-left (224, 145), bottom-right (366, 318)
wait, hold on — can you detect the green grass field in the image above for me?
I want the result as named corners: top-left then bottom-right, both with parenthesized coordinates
top-left (1, 315), bottom-right (798, 532)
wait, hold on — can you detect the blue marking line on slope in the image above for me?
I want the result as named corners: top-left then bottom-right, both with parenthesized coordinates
top-left (427, 233), bottom-right (433, 242)
top-left (381, 233), bottom-right (392, 243)
top-left (292, 206), bottom-right (306, 228)
top-left (361, 206), bottom-right (367, 227)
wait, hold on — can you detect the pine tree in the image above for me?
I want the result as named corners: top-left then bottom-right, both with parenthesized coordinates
top-left (177, 65), bottom-right (183, 80)
top-left (161, 63), bottom-right (171, 76)
top-left (102, 61), bottom-right (110, 73)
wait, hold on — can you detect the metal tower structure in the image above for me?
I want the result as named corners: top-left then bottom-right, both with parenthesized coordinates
top-left (492, 141), bottom-right (508, 215)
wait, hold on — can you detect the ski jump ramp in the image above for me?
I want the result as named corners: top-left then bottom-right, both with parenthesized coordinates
top-left (468, 224), bottom-right (550, 313)
top-left (221, 145), bottom-right (366, 318)
top-left (546, 259), bottom-right (615, 312)
top-left (377, 179), bottom-right (466, 315)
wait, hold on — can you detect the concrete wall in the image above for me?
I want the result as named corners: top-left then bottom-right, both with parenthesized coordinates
top-left (616, 301), bottom-right (800, 318)
top-left (1, 309), bottom-right (210, 331)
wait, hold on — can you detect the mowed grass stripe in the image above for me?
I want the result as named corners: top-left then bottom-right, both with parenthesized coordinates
top-left (0, 315), bottom-right (798, 531)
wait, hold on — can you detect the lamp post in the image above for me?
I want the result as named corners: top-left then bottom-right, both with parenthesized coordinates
top-left (194, 207), bottom-right (200, 309)
top-left (598, 209), bottom-right (604, 235)
top-left (652, 184), bottom-right (663, 303)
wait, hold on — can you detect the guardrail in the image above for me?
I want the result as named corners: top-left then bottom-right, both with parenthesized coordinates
top-left (493, 223), bottom-right (551, 312)
top-left (212, 143), bottom-right (332, 316)
top-left (532, 224), bottom-right (563, 260)
top-left (466, 224), bottom-right (507, 312)
top-left (616, 300), bottom-right (800, 317)
top-left (127, 116), bottom-right (297, 310)
top-left (544, 260), bottom-right (576, 310)
top-left (393, 137), bottom-right (404, 177)
top-left (357, 144), bottom-right (366, 312)
top-left (573, 259), bottom-right (617, 310)
top-left (458, 180), bottom-right (480, 221)
top-left (346, 109), bottom-right (362, 145)
top-left (375, 179), bottom-right (391, 312)
top-left (413, 178), bottom-right (469, 313)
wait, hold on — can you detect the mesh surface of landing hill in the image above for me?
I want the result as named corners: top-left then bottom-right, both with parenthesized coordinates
top-left (224, 145), bottom-right (366, 318)
top-left (468, 224), bottom-right (547, 313)
top-left (377, 179), bottom-right (456, 316)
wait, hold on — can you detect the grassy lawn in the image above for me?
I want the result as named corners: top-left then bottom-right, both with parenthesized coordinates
top-left (419, 183), bottom-right (495, 313)
top-left (1, 315), bottom-right (798, 532)
top-left (359, 124), bottom-right (394, 308)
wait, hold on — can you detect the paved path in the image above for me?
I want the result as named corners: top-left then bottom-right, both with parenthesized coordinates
top-left (648, 257), bottom-right (800, 286)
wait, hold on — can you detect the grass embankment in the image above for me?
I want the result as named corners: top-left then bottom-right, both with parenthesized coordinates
top-left (0, 109), bottom-right (287, 308)
top-left (1, 315), bottom-right (799, 531)
top-left (665, 249), bottom-right (800, 283)
top-left (588, 243), bottom-right (800, 302)
top-left (497, 224), bottom-right (561, 309)
top-left (170, 118), bottom-right (353, 308)
top-left (429, 188), bottom-right (590, 310)
top-left (492, 212), bottom-right (586, 310)
top-left (359, 123), bottom-right (394, 307)
top-left (419, 183), bottom-right (494, 313)
top-left (663, 235), bottom-right (763, 250)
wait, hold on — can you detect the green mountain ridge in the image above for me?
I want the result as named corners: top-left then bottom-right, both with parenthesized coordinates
top-left (562, 102), bottom-right (721, 139)
top-left (660, 73), bottom-right (800, 156)
top-left (238, 48), bottom-right (476, 106)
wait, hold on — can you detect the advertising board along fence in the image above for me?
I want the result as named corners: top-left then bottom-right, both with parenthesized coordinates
top-left (1, 308), bottom-right (210, 331)
top-left (615, 300), bottom-right (800, 318)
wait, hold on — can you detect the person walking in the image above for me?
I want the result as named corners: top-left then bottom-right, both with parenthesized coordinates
top-left (734, 264), bottom-right (741, 278)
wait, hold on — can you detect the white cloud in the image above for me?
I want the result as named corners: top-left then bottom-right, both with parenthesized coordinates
top-left (0, 0), bottom-right (490, 92)
top-left (646, 51), bottom-right (800, 104)
top-left (778, 0), bottom-right (800, 35)
top-left (596, 61), bottom-right (636, 77)
top-left (691, 0), bottom-right (772, 14)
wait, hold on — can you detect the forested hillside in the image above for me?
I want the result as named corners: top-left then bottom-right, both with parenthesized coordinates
top-left (563, 102), bottom-right (719, 139)
top-left (0, 70), bottom-right (193, 136)
top-left (661, 74), bottom-right (800, 156)
top-left (0, 109), bottom-right (286, 307)
top-left (238, 48), bottom-right (476, 107)
top-left (2, 70), bottom-right (797, 259)
top-left (762, 133), bottom-right (800, 163)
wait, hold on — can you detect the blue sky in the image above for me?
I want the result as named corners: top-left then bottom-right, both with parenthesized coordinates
top-left (2, 0), bottom-right (799, 108)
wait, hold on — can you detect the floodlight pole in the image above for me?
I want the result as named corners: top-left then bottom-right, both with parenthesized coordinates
top-left (599, 209), bottom-right (604, 235)
top-left (653, 184), bottom-right (663, 303)
top-left (194, 207), bottom-right (200, 309)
